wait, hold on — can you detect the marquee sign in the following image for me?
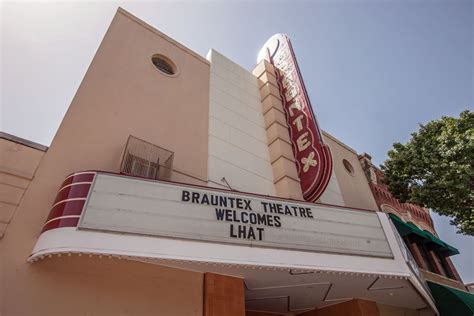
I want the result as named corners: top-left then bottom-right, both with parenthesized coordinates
top-left (78, 174), bottom-right (393, 258)
top-left (258, 34), bottom-right (332, 202)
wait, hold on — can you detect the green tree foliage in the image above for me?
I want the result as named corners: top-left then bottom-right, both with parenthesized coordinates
top-left (382, 110), bottom-right (474, 235)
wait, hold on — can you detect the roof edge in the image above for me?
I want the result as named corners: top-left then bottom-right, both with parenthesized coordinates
top-left (0, 131), bottom-right (48, 152)
top-left (116, 7), bottom-right (210, 66)
top-left (321, 130), bottom-right (357, 154)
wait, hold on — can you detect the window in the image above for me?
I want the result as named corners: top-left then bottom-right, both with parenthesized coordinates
top-left (120, 135), bottom-right (174, 181)
top-left (151, 54), bottom-right (177, 76)
top-left (342, 159), bottom-right (355, 176)
top-left (418, 243), bottom-right (436, 273)
top-left (432, 252), bottom-right (448, 277)
top-left (123, 153), bottom-right (159, 180)
top-left (439, 256), bottom-right (457, 280)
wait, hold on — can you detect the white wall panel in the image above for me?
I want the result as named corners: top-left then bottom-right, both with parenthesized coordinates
top-left (228, 128), bottom-right (269, 161)
top-left (209, 117), bottom-right (230, 142)
top-left (207, 49), bottom-right (275, 196)
top-left (319, 134), bottom-right (346, 206)
top-left (319, 171), bottom-right (345, 206)
top-left (210, 102), bottom-right (266, 142)
top-left (209, 137), bottom-right (272, 179)
top-left (208, 156), bottom-right (277, 196)
top-left (210, 82), bottom-right (264, 126)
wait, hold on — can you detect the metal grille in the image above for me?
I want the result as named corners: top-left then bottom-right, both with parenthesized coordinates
top-left (120, 135), bottom-right (174, 181)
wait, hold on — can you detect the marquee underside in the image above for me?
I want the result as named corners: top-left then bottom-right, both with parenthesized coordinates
top-left (29, 227), bottom-right (436, 314)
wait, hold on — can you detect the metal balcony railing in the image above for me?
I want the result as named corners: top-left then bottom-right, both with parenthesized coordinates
top-left (120, 135), bottom-right (174, 181)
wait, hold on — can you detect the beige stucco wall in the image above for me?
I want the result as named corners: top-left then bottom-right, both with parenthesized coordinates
top-left (377, 303), bottom-right (421, 316)
top-left (0, 136), bottom-right (45, 238)
top-left (7, 256), bottom-right (203, 316)
top-left (322, 132), bottom-right (378, 211)
top-left (1, 8), bottom-right (207, 315)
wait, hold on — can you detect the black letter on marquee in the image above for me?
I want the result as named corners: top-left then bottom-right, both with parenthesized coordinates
top-left (274, 216), bottom-right (282, 228)
top-left (257, 213), bottom-right (267, 226)
top-left (241, 212), bottom-right (249, 224)
top-left (230, 224), bottom-right (237, 238)
top-left (244, 200), bottom-right (252, 210)
top-left (192, 192), bottom-right (200, 203)
top-left (215, 209), bottom-right (225, 221)
top-left (182, 190), bottom-right (190, 202)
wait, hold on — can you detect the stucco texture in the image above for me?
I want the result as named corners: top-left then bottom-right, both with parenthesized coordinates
top-left (0, 9), bottom-right (208, 315)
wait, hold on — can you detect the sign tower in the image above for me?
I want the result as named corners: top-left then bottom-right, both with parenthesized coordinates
top-left (258, 34), bottom-right (332, 202)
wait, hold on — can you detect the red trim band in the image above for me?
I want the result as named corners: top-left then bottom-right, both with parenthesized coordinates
top-left (46, 199), bottom-right (87, 222)
top-left (42, 217), bottom-right (80, 233)
top-left (42, 172), bottom-right (96, 233)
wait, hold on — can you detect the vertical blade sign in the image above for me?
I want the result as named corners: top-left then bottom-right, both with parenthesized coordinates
top-left (258, 34), bottom-right (332, 202)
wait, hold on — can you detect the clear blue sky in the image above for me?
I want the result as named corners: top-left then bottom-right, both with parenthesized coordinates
top-left (1, 0), bottom-right (472, 282)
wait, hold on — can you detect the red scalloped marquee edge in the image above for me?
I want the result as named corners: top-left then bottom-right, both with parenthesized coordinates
top-left (41, 172), bottom-right (96, 233)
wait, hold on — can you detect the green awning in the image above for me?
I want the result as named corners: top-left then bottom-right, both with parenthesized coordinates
top-left (388, 213), bottom-right (459, 256)
top-left (423, 230), bottom-right (446, 248)
top-left (389, 213), bottom-right (427, 239)
top-left (389, 213), bottom-right (425, 238)
top-left (427, 281), bottom-right (474, 316)
top-left (424, 230), bottom-right (460, 256)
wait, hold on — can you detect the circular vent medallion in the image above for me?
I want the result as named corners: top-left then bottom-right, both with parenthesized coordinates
top-left (342, 159), bottom-right (355, 176)
top-left (151, 54), bottom-right (177, 76)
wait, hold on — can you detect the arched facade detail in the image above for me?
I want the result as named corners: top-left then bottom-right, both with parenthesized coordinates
top-left (380, 204), bottom-right (404, 219)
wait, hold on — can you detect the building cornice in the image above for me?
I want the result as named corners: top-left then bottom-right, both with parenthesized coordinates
top-left (0, 131), bottom-right (48, 152)
top-left (321, 130), bottom-right (357, 154)
top-left (117, 7), bottom-right (210, 66)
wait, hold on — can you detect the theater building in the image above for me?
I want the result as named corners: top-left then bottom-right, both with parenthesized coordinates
top-left (1, 7), bottom-right (472, 316)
